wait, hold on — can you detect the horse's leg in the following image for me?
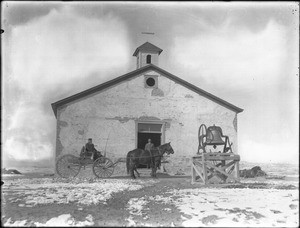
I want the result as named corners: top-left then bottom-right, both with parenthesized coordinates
top-left (129, 159), bottom-right (136, 179)
top-left (133, 165), bottom-right (137, 177)
top-left (153, 160), bottom-right (159, 178)
top-left (134, 169), bottom-right (140, 178)
top-left (130, 166), bottom-right (136, 179)
top-left (153, 164), bottom-right (157, 178)
top-left (163, 165), bottom-right (167, 173)
top-left (134, 166), bottom-right (140, 177)
top-left (151, 165), bottom-right (154, 177)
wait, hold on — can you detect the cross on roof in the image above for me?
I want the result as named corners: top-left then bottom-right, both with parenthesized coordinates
top-left (141, 32), bottom-right (155, 35)
top-left (141, 31), bottom-right (155, 42)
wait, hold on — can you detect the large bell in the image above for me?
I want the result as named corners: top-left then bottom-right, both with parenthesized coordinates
top-left (205, 126), bottom-right (225, 146)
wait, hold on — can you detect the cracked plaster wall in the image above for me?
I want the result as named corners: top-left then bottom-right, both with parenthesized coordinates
top-left (55, 70), bottom-right (238, 174)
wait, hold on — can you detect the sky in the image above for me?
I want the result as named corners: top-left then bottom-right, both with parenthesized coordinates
top-left (1, 2), bottom-right (299, 168)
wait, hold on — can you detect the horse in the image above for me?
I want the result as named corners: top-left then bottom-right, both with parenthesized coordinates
top-left (126, 142), bottom-right (174, 179)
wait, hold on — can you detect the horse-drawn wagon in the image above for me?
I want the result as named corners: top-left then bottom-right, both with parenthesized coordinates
top-left (56, 143), bottom-right (174, 179)
top-left (56, 149), bottom-right (120, 178)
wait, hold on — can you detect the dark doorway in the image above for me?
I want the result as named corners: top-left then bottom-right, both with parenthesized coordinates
top-left (137, 132), bottom-right (161, 168)
top-left (136, 122), bottom-right (163, 169)
top-left (138, 132), bottom-right (161, 149)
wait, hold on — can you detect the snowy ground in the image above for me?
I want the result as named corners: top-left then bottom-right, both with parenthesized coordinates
top-left (127, 188), bottom-right (298, 227)
top-left (3, 178), bottom-right (149, 206)
top-left (1, 170), bottom-right (299, 227)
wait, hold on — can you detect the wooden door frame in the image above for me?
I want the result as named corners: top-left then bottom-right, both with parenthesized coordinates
top-left (135, 120), bottom-right (165, 148)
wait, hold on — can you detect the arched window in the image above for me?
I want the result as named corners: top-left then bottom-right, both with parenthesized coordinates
top-left (146, 55), bottom-right (151, 64)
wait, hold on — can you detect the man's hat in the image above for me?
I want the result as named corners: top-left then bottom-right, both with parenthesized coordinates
top-left (88, 138), bottom-right (92, 140)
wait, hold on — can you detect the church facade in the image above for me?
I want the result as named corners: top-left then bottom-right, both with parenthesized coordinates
top-left (51, 42), bottom-right (243, 174)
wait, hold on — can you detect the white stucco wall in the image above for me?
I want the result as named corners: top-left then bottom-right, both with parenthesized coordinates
top-left (56, 69), bottom-right (238, 174)
top-left (137, 52), bottom-right (159, 68)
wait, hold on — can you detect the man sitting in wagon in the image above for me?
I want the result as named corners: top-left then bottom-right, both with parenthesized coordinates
top-left (80, 138), bottom-right (102, 161)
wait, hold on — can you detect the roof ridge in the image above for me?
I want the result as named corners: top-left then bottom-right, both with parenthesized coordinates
top-left (51, 64), bottom-right (243, 118)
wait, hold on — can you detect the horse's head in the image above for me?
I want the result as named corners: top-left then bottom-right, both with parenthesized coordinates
top-left (161, 142), bottom-right (174, 155)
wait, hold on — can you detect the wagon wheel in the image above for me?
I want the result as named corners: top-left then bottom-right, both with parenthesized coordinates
top-left (93, 157), bottom-right (114, 178)
top-left (198, 124), bottom-right (207, 153)
top-left (56, 154), bottom-right (81, 178)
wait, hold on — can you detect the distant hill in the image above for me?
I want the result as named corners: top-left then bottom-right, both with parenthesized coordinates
top-left (3, 157), bottom-right (54, 169)
top-left (2, 168), bottom-right (22, 174)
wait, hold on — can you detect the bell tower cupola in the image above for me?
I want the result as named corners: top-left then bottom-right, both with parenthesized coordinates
top-left (133, 42), bottom-right (163, 69)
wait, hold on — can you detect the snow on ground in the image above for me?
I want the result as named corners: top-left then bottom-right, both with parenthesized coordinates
top-left (3, 177), bottom-right (158, 227)
top-left (4, 214), bottom-right (94, 227)
top-left (169, 188), bottom-right (299, 227)
top-left (126, 197), bottom-right (152, 226)
top-left (34, 214), bottom-right (94, 227)
top-left (3, 175), bottom-right (299, 227)
top-left (125, 188), bottom-right (299, 227)
top-left (127, 197), bottom-right (149, 216)
top-left (4, 218), bottom-right (27, 226)
top-left (2, 177), bottom-right (157, 206)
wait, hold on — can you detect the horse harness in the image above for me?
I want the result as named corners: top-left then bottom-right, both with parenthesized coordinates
top-left (149, 147), bottom-right (162, 165)
top-left (128, 147), bottom-right (164, 160)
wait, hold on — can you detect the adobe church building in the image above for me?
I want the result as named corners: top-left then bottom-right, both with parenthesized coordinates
top-left (51, 42), bottom-right (243, 175)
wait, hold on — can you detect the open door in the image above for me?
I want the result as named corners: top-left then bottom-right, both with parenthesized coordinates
top-left (136, 122), bottom-right (163, 168)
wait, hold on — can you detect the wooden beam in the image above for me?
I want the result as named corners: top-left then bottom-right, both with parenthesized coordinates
top-left (192, 155), bottom-right (240, 185)
top-left (205, 152), bottom-right (232, 156)
top-left (228, 165), bottom-right (235, 174)
top-left (207, 168), bottom-right (216, 180)
top-left (206, 160), bottom-right (235, 180)
top-left (235, 161), bottom-right (240, 181)
top-left (222, 160), bottom-right (236, 170)
top-left (205, 162), bottom-right (226, 182)
top-left (191, 162), bottom-right (195, 183)
top-left (205, 162), bottom-right (238, 182)
top-left (192, 163), bottom-right (205, 182)
top-left (194, 160), bottom-right (204, 167)
top-left (202, 154), bottom-right (208, 184)
top-left (195, 160), bottom-right (213, 178)
top-left (204, 156), bottom-right (240, 161)
top-left (191, 162), bottom-right (196, 184)
top-left (193, 155), bottom-right (240, 161)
